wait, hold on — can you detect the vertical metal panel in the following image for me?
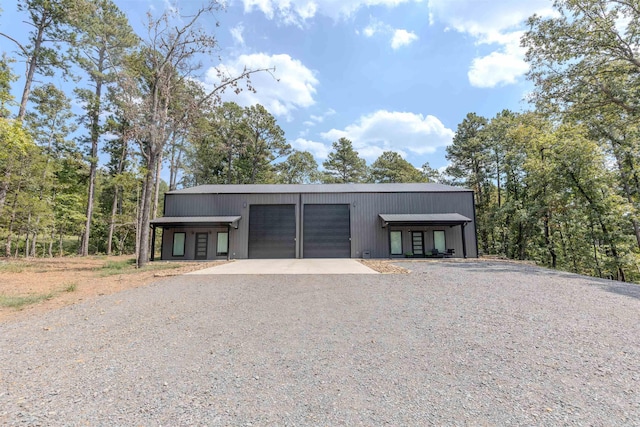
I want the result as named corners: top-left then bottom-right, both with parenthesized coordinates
top-left (248, 204), bottom-right (296, 258)
top-left (303, 204), bottom-right (350, 258)
top-left (302, 191), bottom-right (477, 258)
top-left (163, 190), bottom-right (477, 259)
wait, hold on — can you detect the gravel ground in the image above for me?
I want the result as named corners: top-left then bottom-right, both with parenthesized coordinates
top-left (1, 261), bottom-right (639, 426)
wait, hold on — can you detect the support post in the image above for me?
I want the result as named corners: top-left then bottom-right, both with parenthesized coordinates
top-left (461, 223), bottom-right (467, 258)
top-left (150, 225), bottom-right (156, 261)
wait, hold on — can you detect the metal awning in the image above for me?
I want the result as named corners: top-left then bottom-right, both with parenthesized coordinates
top-left (379, 213), bottom-right (472, 227)
top-left (150, 216), bottom-right (241, 229)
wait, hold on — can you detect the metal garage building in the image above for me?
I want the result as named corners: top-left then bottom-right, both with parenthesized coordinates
top-left (150, 183), bottom-right (477, 260)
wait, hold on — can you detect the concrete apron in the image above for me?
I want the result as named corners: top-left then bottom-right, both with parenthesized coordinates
top-left (186, 259), bottom-right (379, 275)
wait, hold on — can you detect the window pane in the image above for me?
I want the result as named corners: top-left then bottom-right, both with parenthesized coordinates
top-left (173, 232), bottom-right (185, 257)
top-left (217, 232), bottom-right (228, 255)
top-left (434, 230), bottom-right (446, 253)
top-left (390, 231), bottom-right (402, 255)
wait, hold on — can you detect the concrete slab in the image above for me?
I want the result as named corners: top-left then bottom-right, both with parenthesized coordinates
top-left (186, 259), bottom-right (378, 275)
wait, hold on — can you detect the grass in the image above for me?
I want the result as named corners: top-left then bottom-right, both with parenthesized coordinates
top-left (0, 261), bottom-right (35, 273)
top-left (0, 293), bottom-right (54, 309)
top-left (63, 282), bottom-right (77, 292)
top-left (97, 258), bottom-right (184, 277)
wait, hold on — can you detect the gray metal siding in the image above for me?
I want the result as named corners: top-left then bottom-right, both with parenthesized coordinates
top-left (301, 191), bottom-right (477, 258)
top-left (162, 190), bottom-right (477, 259)
top-left (161, 226), bottom-right (229, 260)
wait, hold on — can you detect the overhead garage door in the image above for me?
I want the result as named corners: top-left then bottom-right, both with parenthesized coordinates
top-left (249, 204), bottom-right (296, 258)
top-left (303, 204), bottom-right (351, 258)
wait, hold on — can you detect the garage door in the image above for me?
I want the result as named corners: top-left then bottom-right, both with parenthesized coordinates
top-left (303, 204), bottom-right (351, 258)
top-left (248, 204), bottom-right (296, 258)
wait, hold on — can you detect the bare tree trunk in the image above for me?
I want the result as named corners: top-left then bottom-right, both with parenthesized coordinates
top-left (59, 226), bottom-right (64, 257)
top-left (31, 230), bottom-right (38, 257)
top-left (80, 58), bottom-right (104, 256)
top-left (0, 170), bottom-right (11, 215)
top-left (137, 152), bottom-right (157, 268)
top-left (107, 186), bottom-right (119, 256)
top-left (153, 151), bottom-right (163, 219)
top-left (49, 227), bottom-right (54, 257)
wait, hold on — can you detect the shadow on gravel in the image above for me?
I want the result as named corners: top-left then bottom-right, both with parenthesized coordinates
top-left (392, 260), bottom-right (640, 301)
top-left (598, 283), bottom-right (640, 300)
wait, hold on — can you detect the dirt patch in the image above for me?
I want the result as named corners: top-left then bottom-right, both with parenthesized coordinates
top-left (0, 256), bottom-right (222, 323)
top-left (358, 259), bottom-right (411, 274)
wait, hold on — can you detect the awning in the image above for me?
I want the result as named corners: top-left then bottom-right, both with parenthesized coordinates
top-left (379, 213), bottom-right (472, 227)
top-left (150, 216), bottom-right (241, 229)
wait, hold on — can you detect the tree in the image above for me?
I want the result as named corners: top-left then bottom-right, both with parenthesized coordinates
top-left (322, 138), bottom-right (367, 183)
top-left (369, 151), bottom-right (425, 183)
top-left (0, 0), bottom-right (75, 120)
top-left (71, 0), bottom-right (138, 256)
top-left (523, 0), bottom-right (640, 119)
top-left (522, 0), bottom-right (640, 252)
top-left (238, 104), bottom-right (290, 184)
top-left (446, 113), bottom-right (492, 253)
top-left (119, 3), bottom-right (270, 267)
top-left (276, 150), bottom-right (319, 184)
top-left (24, 83), bottom-right (76, 255)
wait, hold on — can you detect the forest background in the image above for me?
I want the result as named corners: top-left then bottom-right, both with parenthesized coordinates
top-left (1, 0), bottom-right (640, 282)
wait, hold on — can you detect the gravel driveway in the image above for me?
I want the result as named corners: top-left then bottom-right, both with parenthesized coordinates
top-left (1, 261), bottom-right (639, 426)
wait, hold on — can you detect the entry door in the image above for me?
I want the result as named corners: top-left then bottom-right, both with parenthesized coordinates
top-left (411, 232), bottom-right (424, 256)
top-left (195, 233), bottom-right (208, 260)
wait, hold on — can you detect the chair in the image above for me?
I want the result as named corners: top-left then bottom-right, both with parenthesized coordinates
top-left (444, 248), bottom-right (455, 258)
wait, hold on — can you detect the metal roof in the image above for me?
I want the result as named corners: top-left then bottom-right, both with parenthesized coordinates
top-left (379, 213), bottom-right (472, 227)
top-left (150, 216), bottom-right (241, 228)
top-left (166, 183), bottom-right (470, 195)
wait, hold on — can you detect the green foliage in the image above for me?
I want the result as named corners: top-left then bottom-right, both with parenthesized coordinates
top-left (370, 151), bottom-right (426, 183)
top-left (321, 138), bottom-right (368, 183)
top-left (97, 257), bottom-right (183, 276)
top-left (0, 292), bottom-right (54, 308)
top-left (275, 150), bottom-right (320, 184)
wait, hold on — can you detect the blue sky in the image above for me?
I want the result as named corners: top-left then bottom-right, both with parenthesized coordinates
top-left (1, 0), bottom-right (556, 174)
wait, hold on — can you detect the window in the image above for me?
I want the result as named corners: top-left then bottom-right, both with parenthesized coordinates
top-left (390, 231), bottom-right (403, 255)
top-left (172, 232), bottom-right (186, 257)
top-left (433, 230), bottom-right (446, 253)
top-left (217, 232), bottom-right (229, 256)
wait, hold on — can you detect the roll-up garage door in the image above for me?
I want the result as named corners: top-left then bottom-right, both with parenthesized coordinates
top-left (249, 204), bottom-right (296, 258)
top-left (303, 204), bottom-right (351, 258)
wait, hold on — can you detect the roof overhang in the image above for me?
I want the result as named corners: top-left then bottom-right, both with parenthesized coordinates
top-left (150, 216), bottom-right (241, 229)
top-left (379, 213), bottom-right (472, 228)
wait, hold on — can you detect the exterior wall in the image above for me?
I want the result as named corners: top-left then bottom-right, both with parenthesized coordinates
top-left (388, 226), bottom-right (466, 258)
top-left (163, 190), bottom-right (478, 259)
top-left (161, 226), bottom-right (230, 260)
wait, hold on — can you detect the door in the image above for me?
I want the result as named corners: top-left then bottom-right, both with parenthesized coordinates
top-left (249, 205), bottom-right (296, 259)
top-left (411, 231), bottom-right (424, 256)
top-left (195, 232), bottom-right (208, 260)
top-left (303, 204), bottom-right (351, 258)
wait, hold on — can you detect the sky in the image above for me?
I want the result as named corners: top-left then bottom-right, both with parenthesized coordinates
top-left (1, 0), bottom-right (557, 175)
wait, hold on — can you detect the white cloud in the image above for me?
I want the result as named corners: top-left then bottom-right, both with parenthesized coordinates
top-left (320, 110), bottom-right (454, 162)
top-left (468, 48), bottom-right (529, 88)
top-left (363, 18), bottom-right (387, 37)
top-left (230, 24), bottom-right (245, 45)
top-left (207, 53), bottom-right (319, 118)
top-left (242, 0), bottom-right (417, 25)
top-left (361, 18), bottom-right (418, 50)
top-left (293, 137), bottom-right (331, 159)
top-left (309, 108), bottom-right (336, 124)
top-left (391, 29), bottom-right (418, 49)
top-left (428, 0), bottom-right (556, 87)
